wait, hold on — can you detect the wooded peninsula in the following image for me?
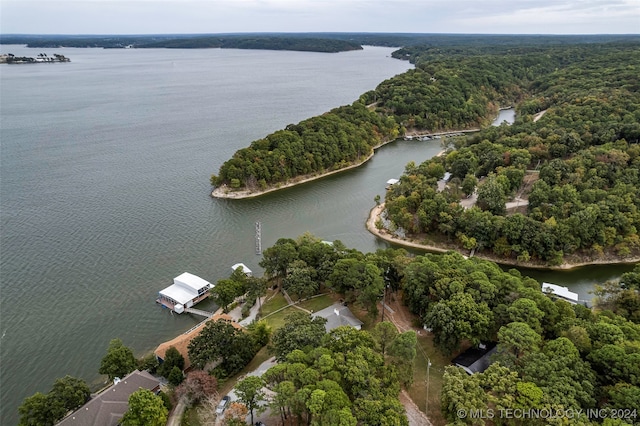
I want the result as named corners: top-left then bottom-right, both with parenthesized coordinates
top-left (210, 35), bottom-right (640, 268)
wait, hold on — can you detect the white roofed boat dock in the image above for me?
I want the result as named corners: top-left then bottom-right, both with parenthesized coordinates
top-left (157, 272), bottom-right (213, 314)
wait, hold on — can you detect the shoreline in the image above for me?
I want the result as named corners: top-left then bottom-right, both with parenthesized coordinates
top-left (366, 204), bottom-right (640, 271)
top-left (212, 150), bottom-right (377, 199)
top-left (211, 127), bottom-right (478, 200)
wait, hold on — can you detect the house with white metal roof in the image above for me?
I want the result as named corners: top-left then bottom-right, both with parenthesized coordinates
top-left (157, 272), bottom-right (212, 313)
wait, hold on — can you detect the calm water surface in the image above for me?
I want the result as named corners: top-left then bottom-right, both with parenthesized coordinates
top-left (1, 45), bottom-right (413, 424)
top-left (0, 46), bottom-right (633, 424)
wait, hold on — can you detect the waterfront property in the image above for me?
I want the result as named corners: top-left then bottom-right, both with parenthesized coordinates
top-left (452, 343), bottom-right (497, 375)
top-left (157, 272), bottom-right (212, 314)
top-left (154, 314), bottom-right (241, 370)
top-left (313, 303), bottom-right (363, 332)
top-left (56, 370), bottom-right (160, 426)
top-left (542, 282), bottom-right (580, 304)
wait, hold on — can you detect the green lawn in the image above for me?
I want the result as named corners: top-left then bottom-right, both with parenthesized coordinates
top-left (259, 292), bottom-right (335, 331)
top-left (297, 294), bottom-right (335, 312)
top-left (261, 306), bottom-right (294, 330)
top-left (259, 291), bottom-right (288, 317)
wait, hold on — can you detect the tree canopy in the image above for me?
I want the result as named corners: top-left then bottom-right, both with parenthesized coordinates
top-left (270, 311), bottom-right (327, 361)
top-left (121, 389), bottom-right (168, 426)
top-left (187, 319), bottom-right (259, 377)
top-left (382, 42), bottom-right (640, 266)
top-left (98, 338), bottom-right (137, 381)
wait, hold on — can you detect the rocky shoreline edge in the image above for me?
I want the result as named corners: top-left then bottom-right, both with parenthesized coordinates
top-left (366, 203), bottom-right (640, 271)
top-left (211, 128), bottom-right (478, 199)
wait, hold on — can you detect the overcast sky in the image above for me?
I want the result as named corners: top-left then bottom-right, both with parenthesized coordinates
top-left (1, 0), bottom-right (638, 35)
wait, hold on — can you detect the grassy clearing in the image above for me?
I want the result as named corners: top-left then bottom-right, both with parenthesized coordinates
top-left (297, 294), bottom-right (335, 312)
top-left (261, 307), bottom-right (295, 330)
top-left (259, 292), bottom-right (337, 330)
top-left (259, 291), bottom-right (289, 317)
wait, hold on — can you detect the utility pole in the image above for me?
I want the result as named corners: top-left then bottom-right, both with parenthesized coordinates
top-left (381, 284), bottom-right (388, 322)
top-left (425, 357), bottom-right (432, 418)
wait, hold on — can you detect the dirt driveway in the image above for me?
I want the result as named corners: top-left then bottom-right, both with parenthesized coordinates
top-left (381, 296), bottom-right (434, 426)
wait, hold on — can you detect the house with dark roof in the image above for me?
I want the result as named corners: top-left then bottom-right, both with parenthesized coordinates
top-left (56, 370), bottom-right (160, 426)
top-left (313, 303), bottom-right (363, 332)
top-left (452, 342), bottom-right (497, 375)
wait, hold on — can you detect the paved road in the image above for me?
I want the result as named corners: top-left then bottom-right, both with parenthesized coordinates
top-left (217, 357), bottom-right (279, 425)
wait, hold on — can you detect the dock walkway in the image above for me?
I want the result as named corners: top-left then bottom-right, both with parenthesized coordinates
top-left (183, 307), bottom-right (214, 318)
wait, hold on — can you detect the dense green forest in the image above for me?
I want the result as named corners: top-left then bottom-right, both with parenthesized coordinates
top-left (403, 252), bottom-right (640, 425)
top-left (211, 38), bottom-right (640, 196)
top-left (262, 236), bottom-right (640, 425)
top-left (210, 41), bottom-right (640, 267)
top-left (382, 42), bottom-right (640, 265)
top-left (253, 235), bottom-right (640, 425)
top-left (211, 102), bottom-right (400, 190)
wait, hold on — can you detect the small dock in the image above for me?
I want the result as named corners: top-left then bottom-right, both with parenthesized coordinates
top-left (183, 307), bottom-right (214, 318)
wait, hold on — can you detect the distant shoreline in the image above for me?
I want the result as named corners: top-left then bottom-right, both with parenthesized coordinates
top-left (0, 53), bottom-right (70, 64)
top-left (366, 204), bottom-right (640, 270)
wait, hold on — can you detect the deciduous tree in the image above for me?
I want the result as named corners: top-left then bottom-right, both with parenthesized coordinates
top-left (175, 370), bottom-right (218, 406)
top-left (98, 338), bottom-right (137, 381)
top-left (271, 311), bottom-right (327, 361)
top-left (235, 376), bottom-right (266, 425)
top-left (158, 346), bottom-right (184, 378)
top-left (121, 389), bottom-right (168, 426)
top-left (49, 375), bottom-right (91, 412)
top-left (18, 392), bottom-right (65, 426)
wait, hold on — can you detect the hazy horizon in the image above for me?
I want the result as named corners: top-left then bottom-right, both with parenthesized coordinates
top-left (2, 0), bottom-right (638, 35)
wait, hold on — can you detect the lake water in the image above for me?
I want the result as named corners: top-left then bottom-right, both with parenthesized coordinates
top-left (0, 46), bottom-right (633, 424)
top-left (493, 108), bottom-right (516, 126)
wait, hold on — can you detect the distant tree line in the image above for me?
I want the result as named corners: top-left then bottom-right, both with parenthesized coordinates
top-left (1, 35), bottom-right (362, 52)
top-left (3, 33), bottom-right (638, 50)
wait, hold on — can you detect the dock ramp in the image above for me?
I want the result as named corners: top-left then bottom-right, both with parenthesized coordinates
top-left (183, 307), bottom-right (214, 318)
